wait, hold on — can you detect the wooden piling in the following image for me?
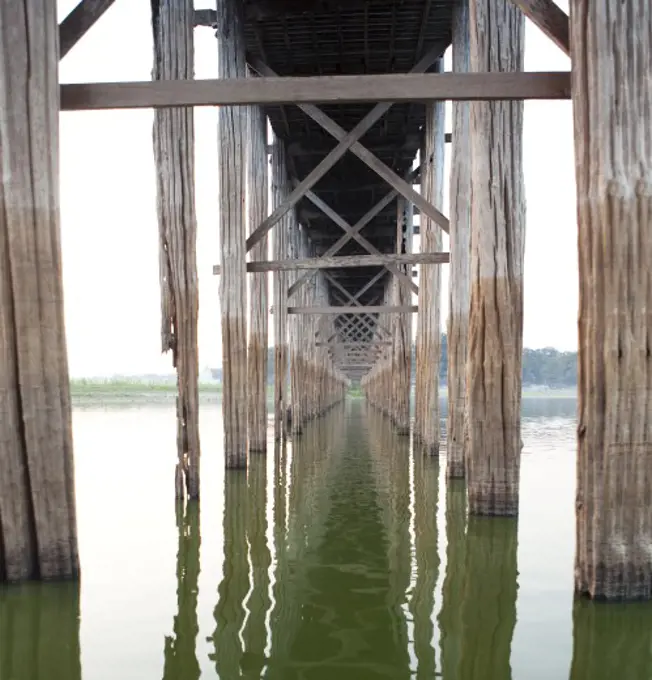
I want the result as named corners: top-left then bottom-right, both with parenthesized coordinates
top-left (217, 0), bottom-right (248, 468)
top-left (247, 105), bottom-right (269, 453)
top-left (572, 0), bottom-right (652, 601)
top-left (0, 0), bottom-right (79, 582)
top-left (288, 217), bottom-right (304, 436)
top-left (392, 198), bottom-right (413, 435)
top-left (152, 0), bottom-right (200, 498)
top-left (447, 0), bottom-right (472, 479)
top-left (466, 0), bottom-right (525, 516)
top-left (272, 139), bottom-right (289, 440)
top-left (414, 84), bottom-right (446, 455)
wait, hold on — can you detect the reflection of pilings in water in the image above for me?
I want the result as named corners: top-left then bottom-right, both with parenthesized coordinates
top-left (438, 481), bottom-right (467, 680)
top-left (366, 405), bottom-right (411, 670)
top-left (212, 472), bottom-right (249, 678)
top-left (458, 517), bottom-right (518, 679)
top-left (163, 501), bottom-right (200, 680)
top-left (267, 405), bottom-right (347, 671)
top-left (411, 449), bottom-right (439, 678)
top-left (569, 600), bottom-right (652, 679)
top-left (241, 456), bottom-right (271, 677)
top-left (0, 582), bottom-right (82, 679)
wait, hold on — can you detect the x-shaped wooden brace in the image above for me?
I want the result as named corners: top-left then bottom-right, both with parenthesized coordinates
top-left (288, 186), bottom-right (405, 298)
top-left (296, 187), bottom-right (418, 298)
top-left (316, 269), bottom-right (388, 339)
top-left (245, 41), bottom-right (450, 254)
top-left (324, 272), bottom-right (392, 337)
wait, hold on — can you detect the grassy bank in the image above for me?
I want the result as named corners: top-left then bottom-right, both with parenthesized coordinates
top-left (69, 379), bottom-right (576, 407)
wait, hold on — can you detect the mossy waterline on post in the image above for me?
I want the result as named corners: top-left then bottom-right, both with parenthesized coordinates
top-left (0, 0), bottom-right (79, 583)
top-left (466, 0), bottom-right (526, 517)
top-left (572, 0), bottom-right (652, 602)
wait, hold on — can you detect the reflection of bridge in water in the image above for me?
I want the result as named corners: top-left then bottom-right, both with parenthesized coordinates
top-left (170, 403), bottom-right (652, 679)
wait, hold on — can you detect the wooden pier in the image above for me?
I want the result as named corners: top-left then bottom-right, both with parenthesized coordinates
top-left (0, 0), bottom-right (650, 602)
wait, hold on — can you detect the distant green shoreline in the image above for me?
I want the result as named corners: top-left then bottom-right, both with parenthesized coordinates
top-left (70, 379), bottom-right (576, 404)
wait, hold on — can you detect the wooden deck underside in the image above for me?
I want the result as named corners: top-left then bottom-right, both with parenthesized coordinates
top-left (241, 0), bottom-right (454, 316)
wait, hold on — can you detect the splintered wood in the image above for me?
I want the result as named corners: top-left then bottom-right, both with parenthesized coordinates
top-left (152, 0), bottom-right (200, 499)
top-left (0, 0), bottom-right (79, 582)
top-left (447, 0), bottom-right (472, 479)
top-left (217, 0), bottom-right (248, 468)
top-left (572, 0), bottom-right (652, 601)
top-left (466, 0), bottom-right (526, 516)
top-left (414, 90), bottom-right (445, 455)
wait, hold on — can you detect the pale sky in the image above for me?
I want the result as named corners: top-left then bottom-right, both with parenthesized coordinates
top-left (57, 0), bottom-right (575, 378)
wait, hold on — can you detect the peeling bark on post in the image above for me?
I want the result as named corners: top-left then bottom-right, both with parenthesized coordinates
top-left (0, 0), bottom-right (79, 582)
top-left (152, 0), bottom-right (200, 499)
top-left (217, 0), bottom-right (248, 468)
top-left (447, 0), bottom-right (472, 479)
top-left (415, 88), bottom-right (445, 455)
top-left (272, 140), bottom-right (289, 440)
top-left (466, 0), bottom-right (525, 516)
top-left (247, 105), bottom-right (269, 453)
top-left (571, 0), bottom-right (652, 601)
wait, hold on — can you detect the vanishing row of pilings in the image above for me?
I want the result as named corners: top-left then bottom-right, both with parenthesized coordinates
top-left (364, 0), bottom-right (652, 604)
top-left (0, 0), bottom-right (650, 606)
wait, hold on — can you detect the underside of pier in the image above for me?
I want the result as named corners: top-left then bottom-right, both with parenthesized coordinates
top-left (0, 0), bottom-right (649, 602)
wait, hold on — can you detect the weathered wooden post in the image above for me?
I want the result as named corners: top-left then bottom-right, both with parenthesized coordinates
top-left (272, 140), bottom-right (289, 440)
top-left (414, 83), bottom-right (445, 455)
top-left (571, 0), bottom-right (652, 601)
top-left (247, 105), bottom-right (269, 453)
top-left (0, 0), bottom-right (79, 582)
top-left (152, 0), bottom-right (200, 498)
top-left (466, 0), bottom-right (525, 516)
top-left (288, 217), bottom-right (303, 437)
top-left (392, 199), bottom-right (413, 435)
top-left (217, 0), bottom-right (248, 469)
top-left (447, 0), bottom-right (472, 479)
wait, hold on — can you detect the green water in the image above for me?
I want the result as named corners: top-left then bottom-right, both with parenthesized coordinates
top-left (1, 399), bottom-right (652, 679)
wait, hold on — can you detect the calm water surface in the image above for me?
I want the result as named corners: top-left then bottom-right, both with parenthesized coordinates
top-left (2, 397), bottom-right (652, 679)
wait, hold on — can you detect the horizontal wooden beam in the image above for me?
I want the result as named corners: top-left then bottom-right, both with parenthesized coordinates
top-left (289, 306), bottom-right (417, 315)
top-left (59, 0), bottom-right (116, 59)
top-left (508, 0), bottom-right (570, 56)
top-left (213, 252), bottom-right (448, 275)
top-left (60, 72), bottom-right (571, 111)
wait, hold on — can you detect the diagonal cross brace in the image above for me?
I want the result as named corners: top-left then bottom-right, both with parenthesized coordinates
top-left (251, 60), bottom-right (450, 237)
top-left (246, 41), bottom-right (447, 252)
top-left (287, 170), bottom-right (414, 299)
top-left (302, 188), bottom-right (418, 296)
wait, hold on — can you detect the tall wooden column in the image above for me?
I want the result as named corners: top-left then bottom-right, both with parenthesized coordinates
top-left (0, 0), bottom-right (79, 582)
top-left (415, 82), bottom-right (446, 455)
top-left (247, 106), bottom-right (269, 453)
top-left (572, 0), bottom-right (652, 601)
top-left (447, 0), bottom-right (472, 479)
top-left (217, 0), bottom-right (248, 468)
top-left (466, 0), bottom-right (525, 516)
top-left (392, 198), bottom-right (413, 435)
top-left (288, 216), bottom-right (304, 437)
top-left (272, 140), bottom-right (289, 440)
top-left (152, 0), bottom-right (200, 498)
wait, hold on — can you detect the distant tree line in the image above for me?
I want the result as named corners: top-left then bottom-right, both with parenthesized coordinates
top-left (250, 336), bottom-right (578, 388)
